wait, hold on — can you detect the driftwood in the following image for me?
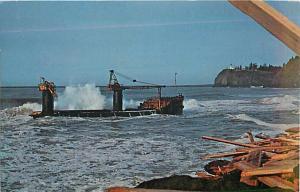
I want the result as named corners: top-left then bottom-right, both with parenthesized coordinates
top-left (270, 150), bottom-right (299, 161)
top-left (285, 127), bottom-right (300, 133)
top-left (246, 131), bottom-right (255, 143)
top-left (241, 164), bottom-right (296, 177)
top-left (258, 176), bottom-right (294, 190)
top-left (201, 136), bottom-right (258, 148)
top-left (201, 130), bottom-right (299, 191)
top-left (204, 151), bottom-right (248, 159)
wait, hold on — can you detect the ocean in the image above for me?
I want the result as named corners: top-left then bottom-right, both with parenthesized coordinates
top-left (1, 86), bottom-right (299, 191)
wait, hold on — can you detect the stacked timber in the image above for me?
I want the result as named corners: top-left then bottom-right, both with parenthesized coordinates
top-left (201, 127), bottom-right (299, 191)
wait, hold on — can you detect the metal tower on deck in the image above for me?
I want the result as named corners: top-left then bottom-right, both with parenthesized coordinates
top-left (38, 77), bottom-right (56, 115)
top-left (108, 70), bottom-right (123, 111)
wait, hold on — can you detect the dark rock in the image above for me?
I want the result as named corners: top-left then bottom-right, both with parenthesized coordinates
top-left (136, 171), bottom-right (266, 191)
top-left (204, 160), bottom-right (230, 175)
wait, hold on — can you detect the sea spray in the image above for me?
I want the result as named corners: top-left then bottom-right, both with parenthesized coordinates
top-left (55, 84), bottom-right (106, 110)
top-left (123, 99), bottom-right (141, 109)
top-left (183, 99), bottom-right (204, 111)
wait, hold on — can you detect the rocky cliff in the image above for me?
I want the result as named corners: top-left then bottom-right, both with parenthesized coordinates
top-left (214, 56), bottom-right (300, 88)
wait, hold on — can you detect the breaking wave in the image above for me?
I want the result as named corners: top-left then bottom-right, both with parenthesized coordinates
top-left (230, 114), bottom-right (299, 130)
top-left (183, 99), bottom-right (205, 111)
top-left (0, 102), bottom-right (41, 117)
top-left (257, 95), bottom-right (299, 111)
top-left (55, 84), bottom-right (106, 110)
top-left (183, 98), bottom-right (250, 112)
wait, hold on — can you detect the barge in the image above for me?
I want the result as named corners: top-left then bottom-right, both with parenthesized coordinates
top-left (30, 71), bottom-right (184, 118)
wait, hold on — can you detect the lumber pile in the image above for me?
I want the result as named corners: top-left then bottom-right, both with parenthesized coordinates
top-left (201, 127), bottom-right (299, 191)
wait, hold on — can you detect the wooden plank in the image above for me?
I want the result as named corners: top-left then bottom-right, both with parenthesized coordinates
top-left (258, 176), bottom-right (294, 190)
top-left (276, 138), bottom-right (300, 146)
top-left (241, 164), bottom-right (295, 177)
top-left (228, 0), bottom-right (300, 55)
top-left (233, 154), bottom-right (249, 161)
top-left (233, 161), bottom-right (256, 170)
top-left (202, 136), bottom-right (259, 148)
top-left (263, 159), bottom-right (299, 167)
top-left (246, 132), bottom-right (255, 143)
top-left (247, 150), bottom-right (262, 167)
top-left (235, 145), bottom-right (297, 152)
top-left (285, 127), bottom-right (300, 133)
top-left (233, 161), bottom-right (258, 186)
top-left (270, 150), bottom-right (299, 161)
top-left (204, 151), bottom-right (248, 159)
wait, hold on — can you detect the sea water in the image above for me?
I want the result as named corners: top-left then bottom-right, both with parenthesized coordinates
top-left (0, 86), bottom-right (299, 191)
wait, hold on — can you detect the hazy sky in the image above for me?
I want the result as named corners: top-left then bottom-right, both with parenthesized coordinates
top-left (1, 1), bottom-right (299, 86)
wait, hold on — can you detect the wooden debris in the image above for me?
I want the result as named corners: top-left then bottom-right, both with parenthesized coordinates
top-left (246, 131), bottom-right (255, 143)
top-left (195, 171), bottom-right (220, 180)
top-left (233, 161), bottom-right (258, 186)
top-left (201, 128), bottom-right (300, 191)
top-left (204, 151), bottom-right (248, 159)
top-left (270, 150), bottom-right (299, 161)
top-left (258, 176), bottom-right (294, 190)
top-left (285, 127), bottom-right (300, 133)
top-left (241, 164), bottom-right (296, 177)
top-left (201, 136), bottom-right (259, 148)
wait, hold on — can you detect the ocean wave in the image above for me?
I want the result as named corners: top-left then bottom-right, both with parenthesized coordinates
top-left (183, 98), bottom-right (250, 112)
top-left (257, 95), bottom-right (299, 111)
top-left (183, 99), bottom-right (205, 111)
top-left (229, 113), bottom-right (299, 130)
top-left (0, 102), bottom-right (41, 117)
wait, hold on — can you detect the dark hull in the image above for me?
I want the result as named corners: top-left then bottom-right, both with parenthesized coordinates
top-left (30, 109), bottom-right (157, 119)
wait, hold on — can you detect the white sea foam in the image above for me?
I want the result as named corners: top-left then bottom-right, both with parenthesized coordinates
top-left (183, 99), bottom-right (204, 111)
top-left (257, 95), bottom-right (299, 111)
top-left (123, 99), bottom-right (141, 109)
top-left (55, 84), bottom-right (106, 110)
top-left (183, 98), bottom-right (250, 112)
top-left (230, 114), bottom-right (299, 130)
top-left (0, 102), bottom-right (41, 117)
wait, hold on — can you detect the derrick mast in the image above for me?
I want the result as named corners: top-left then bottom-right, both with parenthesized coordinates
top-left (108, 70), bottom-right (123, 111)
top-left (38, 77), bottom-right (56, 115)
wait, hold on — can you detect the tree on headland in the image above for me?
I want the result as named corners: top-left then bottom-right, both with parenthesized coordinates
top-left (276, 56), bottom-right (300, 87)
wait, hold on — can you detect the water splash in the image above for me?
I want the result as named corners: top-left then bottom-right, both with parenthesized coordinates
top-left (183, 99), bottom-right (204, 111)
top-left (123, 99), bottom-right (141, 109)
top-left (0, 102), bottom-right (41, 117)
top-left (55, 84), bottom-right (106, 110)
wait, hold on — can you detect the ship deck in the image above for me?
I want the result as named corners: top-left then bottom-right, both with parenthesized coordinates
top-left (30, 109), bottom-right (157, 118)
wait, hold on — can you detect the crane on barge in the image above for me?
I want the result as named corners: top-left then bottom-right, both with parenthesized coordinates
top-left (108, 70), bottom-right (168, 111)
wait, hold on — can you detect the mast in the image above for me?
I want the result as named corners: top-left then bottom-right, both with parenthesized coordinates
top-left (108, 70), bottom-right (123, 111)
top-left (38, 77), bottom-right (56, 115)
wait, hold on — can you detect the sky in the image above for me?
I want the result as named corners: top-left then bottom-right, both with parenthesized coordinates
top-left (0, 1), bottom-right (299, 86)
